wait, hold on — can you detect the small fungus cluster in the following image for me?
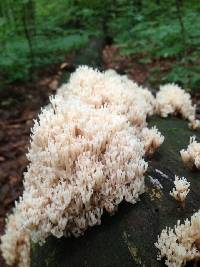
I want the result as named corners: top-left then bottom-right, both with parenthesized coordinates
top-left (180, 136), bottom-right (200, 170)
top-left (155, 210), bottom-right (200, 267)
top-left (156, 84), bottom-right (199, 129)
top-left (170, 175), bottom-right (190, 207)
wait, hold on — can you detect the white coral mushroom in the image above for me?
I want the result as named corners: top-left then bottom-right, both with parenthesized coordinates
top-left (155, 210), bottom-right (200, 267)
top-left (141, 126), bottom-right (164, 155)
top-left (58, 67), bottom-right (156, 126)
top-left (180, 136), bottom-right (200, 170)
top-left (0, 210), bottom-right (30, 267)
top-left (156, 84), bottom-right (199, 129)
top-left (170, 175), bottom-right (190, 205)
top-left (1, 66), bottom-right (164, 267)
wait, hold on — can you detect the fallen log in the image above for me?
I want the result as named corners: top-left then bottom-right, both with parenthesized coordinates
top-left (31, 116), bottom-right (200, 267)
top-left (59, 37), bottom-right (105, 85)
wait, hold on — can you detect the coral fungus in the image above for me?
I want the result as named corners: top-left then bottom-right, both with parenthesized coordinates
top-left (155, 210), bottom-right (200, 267)
top-left (170, 175), bottom-right (190, 206)
top-left (156, 84), bottom-right (199, 129)
top-left (2, 67), bottom-right (200, 267)
top-left (1, 66), bottom-right (164, 267)
top-left (141, 126), bottom-right (164, 156)
top-left (180, 136), bottom-right (200, 170)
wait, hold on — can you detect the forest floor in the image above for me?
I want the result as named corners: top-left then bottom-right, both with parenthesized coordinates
top-left (0, 45), bottom-right (200, 267)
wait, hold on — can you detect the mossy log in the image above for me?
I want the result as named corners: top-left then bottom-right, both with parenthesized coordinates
top-left (31, 116), bottom-right (200, 267)
top-left (59, 37), bottom-right (105, 85)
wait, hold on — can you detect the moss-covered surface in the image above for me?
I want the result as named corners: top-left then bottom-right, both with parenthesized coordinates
top-left (59, 37), bottom-right (105, 85)
top-left (31, 116), bottom-right (200, 267)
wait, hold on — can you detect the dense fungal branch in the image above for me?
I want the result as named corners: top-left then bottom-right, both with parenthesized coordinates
top-left (141, 126), bottom-right (164, 156)
top-left (156, 84), bottom-right (199, 129)
top-left (155, 210), bottom-right (200, 267)
top-left (170, 175), bottom-right (190, 207)
top-left (180, 136), bottom-right (200, 170)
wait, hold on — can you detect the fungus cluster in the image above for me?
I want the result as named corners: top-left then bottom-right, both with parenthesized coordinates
top-left (1, 66), bottom-right (199, 267)
top-left (170, 175), bottom-right (190, 206)
top-left (156, 84), bottom-right (199, 129)
top-left (155, 210), bottom-right (200, 267)
top-left (1, 66), bottom-right (164, 267)
top-left (180, 136), bottom-right (200, 170)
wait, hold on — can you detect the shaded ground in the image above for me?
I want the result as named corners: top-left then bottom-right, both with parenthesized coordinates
top-left (0, 67), bottom-right (62, 267)
top-left (0, 44), bottom-right (200, 267)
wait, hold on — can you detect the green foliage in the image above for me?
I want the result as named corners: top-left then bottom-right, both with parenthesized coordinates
top-left (0, 0), bottom-right (200, 91)
top-left (0, 0), bottom-right (103, 83)
top-left (109, 0), bottom-right (200, 91)
top-left (163, 64), bottom-right (200, 91)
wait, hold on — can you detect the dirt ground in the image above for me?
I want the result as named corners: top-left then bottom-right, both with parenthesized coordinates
top-left (0, 45), bottom-right (199, 267)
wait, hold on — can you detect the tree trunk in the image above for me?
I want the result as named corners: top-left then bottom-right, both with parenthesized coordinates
top-left (175, 0), bottom-right (187, 56)
top-left (21, 0), bottom-right (36, 80)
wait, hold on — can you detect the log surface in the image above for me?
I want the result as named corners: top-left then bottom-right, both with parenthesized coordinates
top-left (31, 116), bottom-right (200, 267)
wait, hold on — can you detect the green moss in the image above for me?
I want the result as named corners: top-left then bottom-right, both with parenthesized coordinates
top-left (45, 249), bottom-right (56, 267)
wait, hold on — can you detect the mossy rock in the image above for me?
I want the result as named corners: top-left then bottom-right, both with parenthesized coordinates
top-left (31, 116), bottom-right (200, 267)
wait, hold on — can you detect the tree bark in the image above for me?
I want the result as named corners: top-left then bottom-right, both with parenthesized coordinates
top-left (175, 0), bottom-right (187, 56)
top-left (21, 0), bottom-right (36, 80)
